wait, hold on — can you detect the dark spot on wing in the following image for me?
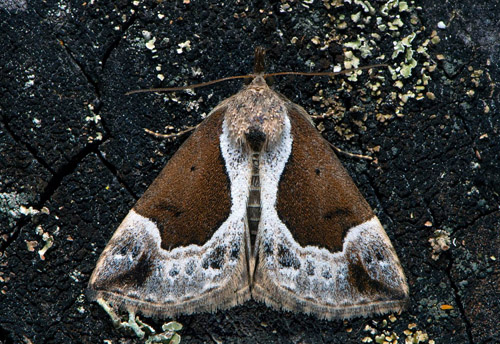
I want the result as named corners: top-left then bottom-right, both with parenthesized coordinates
top-left (169, 267), bottom-right (179, 277)
top-left (154, 203), bottom-right (183, 218)
top-left (119, 245), bottom-right (128, 256)
top-left (230, 243), bottom-right (240, 260)
top-left (119, 253), bottom-right (153, 288)
top-left (277, 244), bottom-right (301, 269)
top-left (323, 208), bottom-right (352, 221)
top-left (185, 260), bottom-right (196, 275)
top-left (116, 240), bottom-right (140, 258)
top-left (321, 269), bottom-right (332, 279)
top-left (306, 261), bottom-right (315, 276)
top-left (202, 245), bottom-right (225, 269)
top-left (263, 239), bottom-right (273, 255)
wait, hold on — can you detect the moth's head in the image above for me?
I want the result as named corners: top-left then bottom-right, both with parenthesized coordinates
top-left (244, 74), bottom-right (270, 91)
top-left (224, 75), bottom-right (288, 153)
top-left (125, 46), bottom-right (387, 154)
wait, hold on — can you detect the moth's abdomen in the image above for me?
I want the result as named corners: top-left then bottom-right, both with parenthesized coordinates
top-left (247, 151), bottom-right (261, 253)
top-left (245, 127), bottom-right (265, 255)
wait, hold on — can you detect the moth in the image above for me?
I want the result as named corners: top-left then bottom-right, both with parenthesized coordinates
top-left (88, 47), bottom-right (408, 322)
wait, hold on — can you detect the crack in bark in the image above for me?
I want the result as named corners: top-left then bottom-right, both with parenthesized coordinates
top-left (59, 39), bottom-right (101, 100)
top-left (1, 12), bottom-right (141, 255)
top-left (1, 119), bottom-right (55, 175)
top-left (53, 13), bottom-right (140, 203)
top-left (101, 13), bottom-right (137, 69)
top-left (452, 209), bottom-right (500, 237)
top-left (96, 150), bottom-right (138, 200)
top-left (37, 139), bottom-right (104, 207)
top-left (363, 167), bottom-right (396, 227)
top-left (445, 253), bottom-right (474, 344)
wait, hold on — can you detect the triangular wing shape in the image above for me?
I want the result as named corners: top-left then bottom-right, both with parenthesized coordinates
top-left (252, 104), bottom-right (408, 319)
top-left (88, 108), bottom-right (251, 317)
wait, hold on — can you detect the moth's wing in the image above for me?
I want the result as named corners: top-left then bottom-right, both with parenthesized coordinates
top-left (88, 108), bottom-right (251, 317)
top-left (252, 105), bottom-right (408, 319)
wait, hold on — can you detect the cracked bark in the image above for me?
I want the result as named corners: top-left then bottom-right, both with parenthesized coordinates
top-left (0, 0), bottom-right (498, 343)
top-left (445, 255), bottom-right (474, 344)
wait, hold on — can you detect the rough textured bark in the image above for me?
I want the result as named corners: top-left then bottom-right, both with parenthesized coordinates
top-left (1, 0), bottom-right (498, 343)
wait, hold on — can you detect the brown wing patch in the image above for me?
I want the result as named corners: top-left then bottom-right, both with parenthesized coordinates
top-left (276, 105), bottom-right (374, 252)
top-left (134, 109), bottom-right (231, 250)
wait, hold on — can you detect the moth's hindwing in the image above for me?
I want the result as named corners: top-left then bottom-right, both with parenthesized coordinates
top-left (88, 108), bottom-right (251, 317)
top-left (252, 105), bottom-right (409, 319)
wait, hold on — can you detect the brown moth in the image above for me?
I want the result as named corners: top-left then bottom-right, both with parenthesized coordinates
top-left (88, 47), bottom-right (408, 322)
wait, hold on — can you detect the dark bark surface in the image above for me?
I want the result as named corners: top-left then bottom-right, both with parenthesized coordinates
top-left (1, 1), bottom-right (498, 343)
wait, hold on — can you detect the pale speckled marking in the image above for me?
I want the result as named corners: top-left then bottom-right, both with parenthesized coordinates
top-left (90, 208), bottom-right (248, 304)
top-left (254, 216), bottom-right (407, 300)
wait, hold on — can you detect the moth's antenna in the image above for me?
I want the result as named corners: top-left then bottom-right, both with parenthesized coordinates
top-left (127, 47), bottom-right (270, 95)
top-left (126, 46), bottom-right (387, 95)
top-left (264, 63), bottom-right (388, 78)
top-left (125, 74), bottom-right (254, 95)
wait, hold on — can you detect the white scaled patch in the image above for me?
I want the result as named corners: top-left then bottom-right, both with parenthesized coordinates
top-left (91, 208), bottom-right (248, 303)
top-left (220, 118), bottom-right (252, 217)
top-left (256, 213), bottom-right (407, 315)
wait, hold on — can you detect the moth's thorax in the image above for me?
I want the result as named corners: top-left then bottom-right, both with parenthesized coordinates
top-left (224, 75), bottom-right (287, 151)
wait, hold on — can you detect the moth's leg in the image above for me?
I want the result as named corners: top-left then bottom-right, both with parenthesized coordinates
top-left (327, 141), bottom-right (374, 161)
top-left (96, 298), bottom-right (122, 329)
top-left (144, 125), bottom-right (197, 139)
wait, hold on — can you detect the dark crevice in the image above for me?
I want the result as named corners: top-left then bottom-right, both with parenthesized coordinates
top-left (364, 168), bottom-right (396, 227)
top-left (1, 118), bottom-right (55, 175)
top-left (332, 136), bottom-right (398, 227)
top-left (101, 13), bottom-right (137, 69)
top-left (58, 10), bottom-right (138, 103)
top-left (0, 324), bottom-right (15, 344)
top-left (96, 150), bottom-right (139, 200)
top-left (445, 253), bottom-right (475, 344)
top-left (59, 41), bottom-right (101, 99)
top-left (37, 139), bottom-right (105, 208)
top-left (452, 109), bottom-right (477, 147)
top-left (452, 208), bottom-right (500, 235)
